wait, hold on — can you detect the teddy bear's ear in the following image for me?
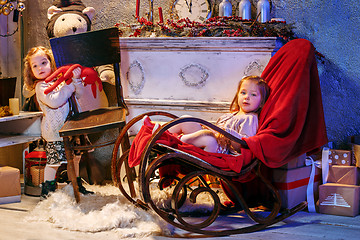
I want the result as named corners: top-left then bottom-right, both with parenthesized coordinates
top-left (47, 6), bottom-right (63, 19)
top-left (83, 7), bottom-right (95, 21)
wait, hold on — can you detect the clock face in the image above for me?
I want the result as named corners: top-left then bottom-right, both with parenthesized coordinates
top-left (171, 0), bottom-right (212, 22)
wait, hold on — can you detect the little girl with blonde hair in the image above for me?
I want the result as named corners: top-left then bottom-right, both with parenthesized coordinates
top-left (169, 76), bottom-right (270, 154)
top-left (23, 46), bottom-right (90, 197)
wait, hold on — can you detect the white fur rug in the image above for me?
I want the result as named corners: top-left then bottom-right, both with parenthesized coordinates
top-left (26, 184), bottom-right (172, 238)
top-left (26, 183), bottom-right (224, 238)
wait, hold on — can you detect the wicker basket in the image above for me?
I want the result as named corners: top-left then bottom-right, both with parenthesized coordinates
top-left (30, 166), bottom-right (45, 186)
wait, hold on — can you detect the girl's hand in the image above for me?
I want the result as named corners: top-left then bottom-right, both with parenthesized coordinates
top-left (71, 67), bottom-right (85, 99)
top-left (216, 133), bottom-right (230, 149)
top-left (72, 67), bottom-right (82, 81)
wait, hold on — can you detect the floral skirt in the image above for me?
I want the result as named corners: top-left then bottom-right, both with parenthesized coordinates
top-left (45, 141), bottom-right (67, 165)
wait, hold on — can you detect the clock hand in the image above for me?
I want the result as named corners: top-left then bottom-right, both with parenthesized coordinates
top-left (184, 0), bottom-right (192, 13)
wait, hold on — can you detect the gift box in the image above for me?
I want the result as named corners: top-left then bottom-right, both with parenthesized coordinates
top-left (351, 136), bottom-right (360, 167)
top-left (352, 144), bottom-right (360, 167)
top-left (327, 165), bottom-right (359, 185)
top-left (0, 166), bottom-right (21, 204)
top-left (273, 165), bottom-right (321, 209)
top-left (279, 154), bottom-right (306, 169)
top-left (319, 183), bottom-right (360, 217)
top-left (328, 149), bottom-right (352, 166)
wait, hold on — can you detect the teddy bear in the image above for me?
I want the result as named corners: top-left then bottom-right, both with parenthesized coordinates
top-left (45, 0), bottom-right (117, 112)
top-left (46, 0), bottom-right (94, 39)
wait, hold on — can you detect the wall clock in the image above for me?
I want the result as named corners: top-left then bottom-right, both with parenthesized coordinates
top-left (171, 0), bottom-right (212, 22)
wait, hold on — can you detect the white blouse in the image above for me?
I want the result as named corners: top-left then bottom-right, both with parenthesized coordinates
top-left (215, 111), bottom-right (258, 154)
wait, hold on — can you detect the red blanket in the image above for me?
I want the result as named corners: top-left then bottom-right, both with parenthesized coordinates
top-left (128, 38), bottom-right (327, 173)
top-left (245, 38), bottom-right (328, 168)
top-left (128, 116), bottom-right (252, 173)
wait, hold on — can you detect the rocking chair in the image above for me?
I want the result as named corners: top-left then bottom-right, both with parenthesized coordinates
top-left (111, 39), bottom-right (328, 236)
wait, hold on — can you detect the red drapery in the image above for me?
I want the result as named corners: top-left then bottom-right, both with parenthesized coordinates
top-left (245, 38), bottom-right (328, 168)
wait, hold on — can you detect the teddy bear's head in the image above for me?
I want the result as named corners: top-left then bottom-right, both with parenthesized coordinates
top-left (46, 0), bottom-right (95, 38)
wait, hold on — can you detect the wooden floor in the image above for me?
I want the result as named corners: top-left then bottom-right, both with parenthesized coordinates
top-left (1, 192), bottom-right (359, 240)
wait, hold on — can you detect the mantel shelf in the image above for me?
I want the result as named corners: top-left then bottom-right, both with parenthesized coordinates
top-left (0, 111), bottom-right (42, 147)
top-left (120, 37), bottom-right (284, 52)
top-left (0, 112), bottom-right (42, 123)
top-left (0, 134), bottom-right (41, 148)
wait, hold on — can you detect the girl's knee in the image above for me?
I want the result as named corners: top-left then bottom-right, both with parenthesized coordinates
top-left (203, 135), bottom-right (218, 153)
top-left (181, 131), bottom-right (218, 153)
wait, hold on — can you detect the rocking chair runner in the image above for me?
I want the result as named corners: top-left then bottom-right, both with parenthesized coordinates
top-left (111, 39), bottom-right (328, 236)
top-left (49, 27), bottom-right (130, 203)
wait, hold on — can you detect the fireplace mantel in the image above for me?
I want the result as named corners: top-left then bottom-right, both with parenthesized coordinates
top-left (119, 37), bottom-right (283, 132)
top-left (120, 37), bottom-right (283, 52)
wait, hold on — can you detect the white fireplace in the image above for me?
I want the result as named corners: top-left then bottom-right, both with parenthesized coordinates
top-left (119, 37), bottom-right (283, 132)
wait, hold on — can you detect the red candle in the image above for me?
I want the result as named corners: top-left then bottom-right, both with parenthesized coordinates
top-left (158, 7), bottom-right (163, 23)
top-left (136, 0), bottom-right (140, 18)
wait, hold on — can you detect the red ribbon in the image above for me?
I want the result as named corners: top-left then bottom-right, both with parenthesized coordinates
top-left (274, 174), bottom-right (321, 190)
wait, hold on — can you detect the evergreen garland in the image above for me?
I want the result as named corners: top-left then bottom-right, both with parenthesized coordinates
top-left (116, 16), bottom-right (295, 40)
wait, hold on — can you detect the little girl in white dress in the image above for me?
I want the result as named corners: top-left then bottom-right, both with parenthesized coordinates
top-left (169, 76), bottom-right (270, 154)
